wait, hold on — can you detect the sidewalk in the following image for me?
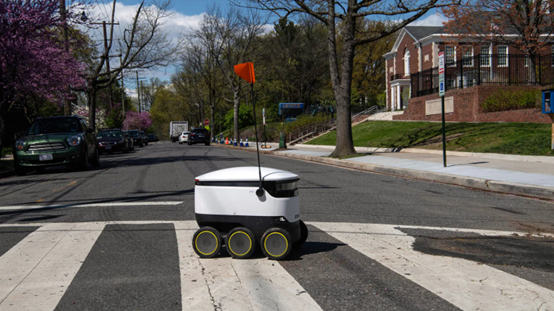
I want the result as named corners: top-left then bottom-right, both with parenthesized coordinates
top-left (217, 142), bottom-right (554, 201)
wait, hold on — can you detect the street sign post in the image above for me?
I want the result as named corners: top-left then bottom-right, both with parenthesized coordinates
top-left (439, 52), bottom-right (445, 97)
top-left (438, 52), bottom-right (447, 167)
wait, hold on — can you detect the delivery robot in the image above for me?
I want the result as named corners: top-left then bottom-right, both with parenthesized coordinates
top-left (192, 166), bottom-right (308, 260)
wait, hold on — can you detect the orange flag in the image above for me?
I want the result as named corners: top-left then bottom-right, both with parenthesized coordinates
top-left (234, 62), bottom-right (255, 84)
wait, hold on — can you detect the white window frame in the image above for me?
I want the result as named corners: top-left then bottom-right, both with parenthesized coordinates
top-left (445, 46), bottom-right (456, 67)
top-left (498, 46), bottom-right (509, 67)
top-left (480, 46), bottom-right (490, 67)
top-left (463, 46), bottom-right (473, 67)
top-left (404, 49), bottom-right (410, 76)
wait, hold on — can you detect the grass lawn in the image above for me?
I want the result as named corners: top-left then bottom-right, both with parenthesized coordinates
top-left (307, 121), bottom-right (554, 156)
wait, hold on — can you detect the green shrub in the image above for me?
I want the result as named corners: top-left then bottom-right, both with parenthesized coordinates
top-left (481, 88), bottom-right (541, 112)
top-left (1, 147), bottom-right (12, 158)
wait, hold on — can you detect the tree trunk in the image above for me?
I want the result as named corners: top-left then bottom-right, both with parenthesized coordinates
top-left (88, 90), bottom-right (97, 132)
top-left (328, 2), bottom-right (356, 158)
top-left (0, 105), bottom-right (6, 158)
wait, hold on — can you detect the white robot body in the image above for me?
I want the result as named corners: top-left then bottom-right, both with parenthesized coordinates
top-left (194, 167), bottom-right (302, 244)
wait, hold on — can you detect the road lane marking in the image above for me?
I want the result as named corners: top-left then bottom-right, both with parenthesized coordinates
top-left (175, 221), bottom-right (322, 311)
top-left (0, 201), bottom-right (184, 211)
top-left (311, 222), bottom-right (554, 311)
top-left (0, 222), bottom-right (104, 311)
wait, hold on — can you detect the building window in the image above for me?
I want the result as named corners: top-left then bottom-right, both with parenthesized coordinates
top-left (525, 54), bottom-right (530, 67)
top-left (498, 46), bottom-right (508, 67)
top-left (447, 79), bottom-right (456, 88)
top-left (463, 47), bottom-right (473, 67)
top-left (445, 46), bottom-right (456, 67)
top-left (480, 46), bottom-right (490, 67)
top-left (404, 49), bottom-right (410, 76)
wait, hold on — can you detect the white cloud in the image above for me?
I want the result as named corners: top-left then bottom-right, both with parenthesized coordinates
top-left (409, 13), bottom-right (448, 26)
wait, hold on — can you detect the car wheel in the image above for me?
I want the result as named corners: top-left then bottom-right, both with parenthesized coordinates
top-left (14, 161), bottom-right (27, 176)
top-left (79, 148), bottom-right (89, 171)
top-left (91, 147), bottom-right (100, 167)
top-left (188, 141), bottom-right (192, 146)
top-left (205, 142), bottom-right (210, 146)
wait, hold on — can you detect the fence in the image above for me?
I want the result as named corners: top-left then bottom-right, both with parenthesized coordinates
top-left (410, 54), bottom-right (554, 98)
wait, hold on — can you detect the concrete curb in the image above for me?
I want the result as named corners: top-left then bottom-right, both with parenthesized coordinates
top-left (214, 144), bottom-right (554, 201)
top-left (294, 144), bottom-right (554, 164)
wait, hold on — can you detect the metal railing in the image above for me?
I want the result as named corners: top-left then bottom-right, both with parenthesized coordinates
top-left (410, 54), bottom-right (554, 98)
top-left (287, 105), bottom-right (381, 145)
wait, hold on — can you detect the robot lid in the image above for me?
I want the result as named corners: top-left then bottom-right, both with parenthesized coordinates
top-left (195, 167), bottom-right (298, 182)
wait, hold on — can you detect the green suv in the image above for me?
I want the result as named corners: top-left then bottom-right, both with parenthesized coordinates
top-left (13, 116), bottom-right (100, 175)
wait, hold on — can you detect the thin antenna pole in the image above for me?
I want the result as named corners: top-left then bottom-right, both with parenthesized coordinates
top-left (251, 83), bottom-right (263, 196)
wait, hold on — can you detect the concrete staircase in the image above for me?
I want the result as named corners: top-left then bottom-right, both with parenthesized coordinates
top-left (365, 111), bottom-right (404, 121)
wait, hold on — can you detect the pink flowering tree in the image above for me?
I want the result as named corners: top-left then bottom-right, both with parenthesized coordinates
top-left (0, 0), bottom-right (87, 154)
top-left (123, 112), bottom-right (152, 130)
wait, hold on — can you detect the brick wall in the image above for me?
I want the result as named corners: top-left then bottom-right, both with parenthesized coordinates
top-left (421, 44), bottom-right (433, 71)
top-left (393, 85), bottom-right (552, 123)
top-left (395, 34), bottom-right (417, 77)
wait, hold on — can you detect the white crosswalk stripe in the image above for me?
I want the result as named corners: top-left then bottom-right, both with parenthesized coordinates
top-left (311, 222), bottom-right (554, 311)
top-left (174, 221), bottom-right (322, 311)
top-left (0, 221), bottom-right (553, 311)
top-left (0, 223), bottom-right (104, 311)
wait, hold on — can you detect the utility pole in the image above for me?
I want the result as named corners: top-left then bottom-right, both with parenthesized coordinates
top-left (136, 71), bottom-right (141, 113)
top-left (140, 80), bottom-right (145, 111)
top-left (120, 55), bottom-right (125, 119)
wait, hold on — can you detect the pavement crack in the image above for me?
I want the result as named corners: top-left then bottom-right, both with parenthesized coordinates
top-left (196, 258), bottom-right (219, 311)
top-left (230, 260), bottom-right (254, 310)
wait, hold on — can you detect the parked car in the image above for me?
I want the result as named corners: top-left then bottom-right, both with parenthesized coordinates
top-left (178, 131), bottom-right (189, 144)
top-left (97, 129), bottom-right (132, 154)
top-left (147, 134), bottom-right (159, 142)
top-left (128, 129), bottom-right (144, 147)
top-left (13, 116), bottom-right (99, 175)
top-left (188, 128), bottom-right (210, 146)
top-left (140, 131), bottom-right (149, 146)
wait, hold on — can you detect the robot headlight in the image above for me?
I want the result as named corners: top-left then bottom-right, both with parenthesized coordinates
top-left (276, 180), bottom-right (297, 191)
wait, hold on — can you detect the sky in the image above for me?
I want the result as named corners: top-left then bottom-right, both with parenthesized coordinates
top-left (83, 0), bottom-right (447, 98)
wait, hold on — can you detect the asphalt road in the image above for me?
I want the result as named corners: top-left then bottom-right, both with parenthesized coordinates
top-left (0, 141), bottom-right (553, 311)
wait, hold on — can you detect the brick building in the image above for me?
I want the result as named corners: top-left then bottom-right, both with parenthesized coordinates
top-left (383, 26), bottom-right (554, 123)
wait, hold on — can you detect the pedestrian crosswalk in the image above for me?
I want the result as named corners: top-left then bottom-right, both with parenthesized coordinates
top-left (0, 221), bottom-right (552, 311)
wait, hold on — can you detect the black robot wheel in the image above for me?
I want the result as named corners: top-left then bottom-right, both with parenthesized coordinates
top-left (226, 227), bottom-right (256, 259)
top-left (293, 220), bottom-right (308, 249)
top-left (261, 228), bottom-right (292, 260)
top-left (192, 226), bottom-right (222, 258)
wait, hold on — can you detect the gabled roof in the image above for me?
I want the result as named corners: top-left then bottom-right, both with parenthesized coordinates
top-left (404, 26), bottom-right (444, 40)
